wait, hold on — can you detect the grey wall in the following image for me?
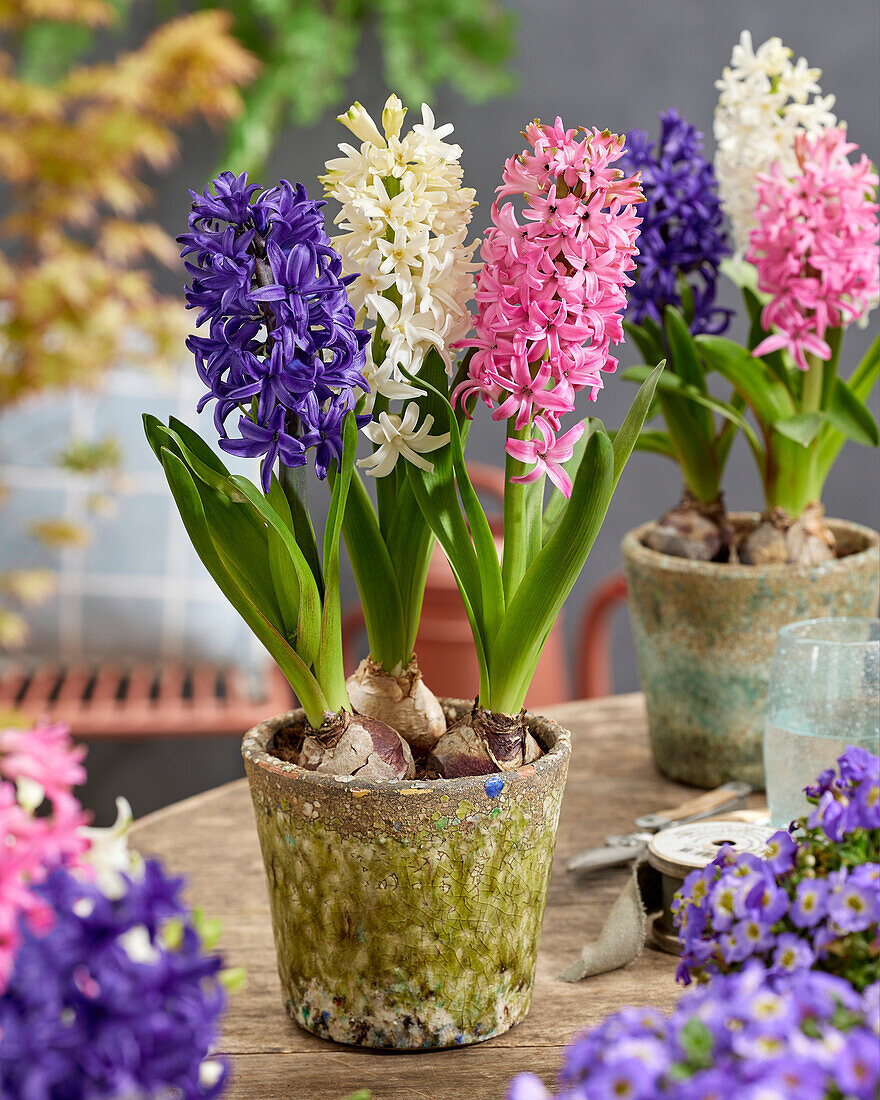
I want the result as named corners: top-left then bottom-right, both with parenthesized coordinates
top-left (144, 0), bottom-right (879, 693)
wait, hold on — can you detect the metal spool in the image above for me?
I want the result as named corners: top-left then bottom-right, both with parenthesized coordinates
top-left (646, 820), bottom-right (777, 956)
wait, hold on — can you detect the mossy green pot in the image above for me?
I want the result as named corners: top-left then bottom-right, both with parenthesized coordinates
top-left (623, 515), bottom-right (879, 790)
top-left (241, 699), bottom-right (570, 1050)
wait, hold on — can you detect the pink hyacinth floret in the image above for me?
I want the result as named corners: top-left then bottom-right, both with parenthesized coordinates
top-left (453, 118), bottom-right (643, 496)
top-left (748, 127), bottom-right (880, 372)
top-left (0, 721), bottom-right (89, 991)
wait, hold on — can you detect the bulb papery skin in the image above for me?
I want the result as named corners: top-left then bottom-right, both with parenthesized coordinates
top-left (739, 503), bottom-right (835, 567)
top-left (298, 710), bottom-right (415, 781)
top-left (644, 493), bottom-right (731, 562)
top-left (427, 703), bottom-right (542, 779)
top-left (345, 657), bottom-right (446, 755)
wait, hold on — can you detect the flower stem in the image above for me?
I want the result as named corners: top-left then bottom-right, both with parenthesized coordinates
top-left (802, 356), bottom-right (823, 414)
top-left (502, 422), bottom-right (531, 600)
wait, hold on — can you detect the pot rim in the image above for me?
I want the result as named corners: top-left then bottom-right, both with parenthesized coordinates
top-left (622, 513), bottom-right (879, 579)
top-left (241, 698), bottom-right (571, 796)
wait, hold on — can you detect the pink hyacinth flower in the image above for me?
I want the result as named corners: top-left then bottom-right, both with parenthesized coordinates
top-left (454, 118), bottom-right (642, 497)
top-left (506, 419), bottom-right (586, 497)
top-left (0, 721), bottom-right (90, 991)
top-left (748, 127), bottom-right (879, 371)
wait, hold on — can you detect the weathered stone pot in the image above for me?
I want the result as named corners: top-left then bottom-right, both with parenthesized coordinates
top-left (623, 515), bottom-right (880, 789)
top-left (241, 698), bottom-right (570, 1050)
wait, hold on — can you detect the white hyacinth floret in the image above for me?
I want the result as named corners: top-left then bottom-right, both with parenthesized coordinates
top-left (322, 94), bottom-right (478, 442)
top-left (714, 30), bottom-right (838, 255)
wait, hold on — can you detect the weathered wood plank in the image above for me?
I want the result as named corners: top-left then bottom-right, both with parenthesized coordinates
top-left (132, 695), bottom-right (693, 1098)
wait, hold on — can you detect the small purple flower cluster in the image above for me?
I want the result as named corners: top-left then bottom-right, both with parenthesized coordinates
top-left (0, 862), bottom-right (228, 1099)
top-left (675, 745), bottom-right (880, 991)
top-left (180, 171), bottom-right (370, 492)
top-left (620, 110), bottom-right (732, 335)
top-left (508, 963), bottom-right (879, 1100)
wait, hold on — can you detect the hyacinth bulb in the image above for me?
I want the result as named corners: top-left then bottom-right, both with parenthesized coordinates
top-left (645, 494), bottom-right (731, 562)
top-left (428, 703), bottom-right (542, 779)
top-left (345, 657), bottom-right (446, 755)
top-left (297, 711), bottom-right (415, 781)
top-left (739, 503), bottom-right (835, 567)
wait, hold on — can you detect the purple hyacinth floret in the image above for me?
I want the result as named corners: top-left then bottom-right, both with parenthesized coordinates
top-left (0, 862), bottom-right (228, 1100)
top-left (673, 744), bottom-right (880, 991)
top-left (507, 963), bottom-right (880, 1100)
top-left (179, 171), bottom-right (370, 492)
top-left (619, 109), bottom-right (732, 335)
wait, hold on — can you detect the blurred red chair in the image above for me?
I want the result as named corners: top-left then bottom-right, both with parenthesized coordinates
top-left (343, 463), bottom-right (570, 707)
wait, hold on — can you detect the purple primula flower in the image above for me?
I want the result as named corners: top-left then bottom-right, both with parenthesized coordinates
top-left (763, 830), bottom-right (798, 876)
top-left (0, 864), bottom-right (227, 1100)
top-left (507, 964), bottom-right (879, 1100)
top-left (673, 745), bottom-right (879, 991)
top-left (619, 109), bottom-right (732, 335)
top-left (790, 878), bottom-right (829, 929)
top-left (180, 171), bottom-right (370, 485)
top-left (771, 932), bottom-right (815, 974)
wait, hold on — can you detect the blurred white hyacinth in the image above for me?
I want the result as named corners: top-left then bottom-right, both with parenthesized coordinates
top-left (714, 30), bottom-right (838, 255)
top-left (322, 93), bottom-right (478, 408)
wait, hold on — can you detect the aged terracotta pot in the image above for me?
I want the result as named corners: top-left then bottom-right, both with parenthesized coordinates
top-left (622, 515), bottom-right (879, 789)
top-left (241, 699), bottom-right (570, 1050)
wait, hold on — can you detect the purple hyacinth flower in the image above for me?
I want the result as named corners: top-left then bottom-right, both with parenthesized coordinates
top-left (219, 407), bottom-right (307, 493)
top-left (180, 172), bottom-right (370, 487)
top-left (619, 109), bottom-right (732, 335)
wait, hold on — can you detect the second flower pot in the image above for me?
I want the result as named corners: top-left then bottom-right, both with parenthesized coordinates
top-left (622, 515), bottom-right (879, 789)
top-left (241, 699), bottom-right (570, 1049)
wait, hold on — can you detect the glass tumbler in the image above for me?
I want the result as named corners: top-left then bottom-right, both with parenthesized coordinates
top-left (763, 617), bottom-right (880, 826)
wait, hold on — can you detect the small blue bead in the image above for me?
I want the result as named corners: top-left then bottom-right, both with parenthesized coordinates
top-left (485, 775), bottom-right (504, 799)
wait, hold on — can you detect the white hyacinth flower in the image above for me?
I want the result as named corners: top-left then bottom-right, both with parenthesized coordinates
top-left (79, 796), bottom-right (143, 899)
top-left (357, 404), bottom-right (450, 478)
top-left (714, 30), bottom-right (838, 255)
top-left (322, 93), bottom-right (478, 397)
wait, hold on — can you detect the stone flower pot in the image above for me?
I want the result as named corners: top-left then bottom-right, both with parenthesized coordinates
top-left (241, 699), bottom-right (570, 1050)
top-left (622, 515), bottom-right (879, 789)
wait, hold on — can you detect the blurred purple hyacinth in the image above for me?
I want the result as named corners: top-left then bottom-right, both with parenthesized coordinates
top-left (179, 171), bottom-right (370, 492)
top-left (674, 745), bottom-right (880, 991)
top-left (620, 109), bottom-right (732, 335)
top-left (507, 963), bottom-right (880, 1100)
top-left (0, 862), bottom-right (228, 1100)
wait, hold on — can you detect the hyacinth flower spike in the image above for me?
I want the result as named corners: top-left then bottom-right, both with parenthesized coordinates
top-left (616, 110), bottom-right (750, 562)
top-left (319, 95), bottom-right (478, 754)
top-left (145, 171), bottom-right (416, 781)
top-left (399, 119), bottom-right (663, 775)
top-left (697, 37), bottom-right (880, 565)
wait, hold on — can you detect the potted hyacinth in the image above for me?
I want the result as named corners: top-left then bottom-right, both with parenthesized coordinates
top-left (619, 32), bottom-right (880, 789)
top-left (145, 98), bottom-right (660, 1049)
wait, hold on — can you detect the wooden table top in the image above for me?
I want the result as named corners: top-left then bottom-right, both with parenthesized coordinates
top-left (131, 694), bottom-right (701, 1100)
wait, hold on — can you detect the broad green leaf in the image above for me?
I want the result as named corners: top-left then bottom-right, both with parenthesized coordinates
top-left (402, 354), bottom-right (506, 653)
top-left (158, 448), bottom-right (328, 726)
top-left (337, 471), bottom-right (409, 671)
top-left (266, 478), bottom-right (301, 642)
top-left (773, 412), bottom-right (825, 448)
top-left (315, 412), bottom-right (357, 711)
top-left (741, 287), bottom-right (793, 392)
top-left (827, 376), bottom-right (880, 446)
top-left (814, 333), bottom-right (880, 483)
top-left (148, 419), bottom-right (323, 668)
top-left (696, 335), bottom-right (796, 427)
top-left (623, 320), bottom-right (664, 368)
top-left (625, 429), bottom-right (677, 459)
top-left (490, 429), bottom-right (615, 713)
top-left (664, 306), bottom-right (707, 393)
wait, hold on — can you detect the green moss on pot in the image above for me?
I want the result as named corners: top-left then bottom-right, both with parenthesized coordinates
top-left (241, 699), bottom-right (570, 1049)
top-left (623, 515), bottom-right (879, 789)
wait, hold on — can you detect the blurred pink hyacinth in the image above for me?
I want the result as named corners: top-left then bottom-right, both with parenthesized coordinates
top-left (748, 127), bottom-right (880, 371)
top-left (454, 118), bottom-right (643, 495)
top-left (0, 721), bottom-right (89, 990)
